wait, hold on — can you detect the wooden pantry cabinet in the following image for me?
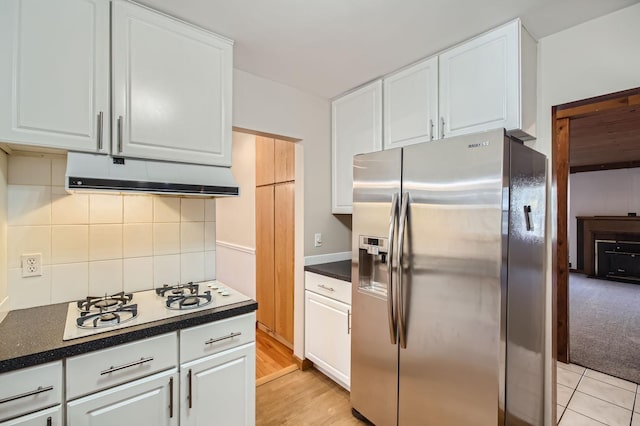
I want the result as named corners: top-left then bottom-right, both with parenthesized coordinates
top-left (255, 137), bottom-right (295, 346)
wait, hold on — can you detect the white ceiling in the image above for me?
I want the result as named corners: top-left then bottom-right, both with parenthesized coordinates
top-left (139, 0), bottom-right (639, 99)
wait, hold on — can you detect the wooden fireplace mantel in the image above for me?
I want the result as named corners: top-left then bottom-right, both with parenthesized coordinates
top-left (576, 216), bottom-right (640, 275)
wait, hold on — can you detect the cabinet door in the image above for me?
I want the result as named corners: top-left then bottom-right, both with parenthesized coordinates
top-left (112, 0), bottom-right (232, 166)
top-left (0, 406), bottom-right (61, 426)
top-left (255, 185), bottom-right (275, 330)
top-left (181, 343), bottom-right (256, 426)
top-left (274, 182), bottom-right (294, 345)
top-left (304, 291), bottom-right (351, 389)
top-left (439, 21), bottom-right (519, 138)
top-left (274, 139), bottom-right (295, 183)
top-left (0, 0), bottom-right (109, 153)
top-left (332, 80), bottom-right (383, 214)
top-left (255, 136), bottom-right (275, 186)
top-left (383, 57), bottom-right (439, 149)
top-left (67, 369), bottom-right (178, 426)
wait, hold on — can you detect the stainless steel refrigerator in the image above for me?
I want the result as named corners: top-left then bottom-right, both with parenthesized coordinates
top-left (351, 128), bottom-right (546, 426)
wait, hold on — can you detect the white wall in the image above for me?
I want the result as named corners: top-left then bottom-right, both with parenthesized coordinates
top-left (233, 69), bottom-right (352, 358)
top-left (215, 131), bottom-right (257, 299)
top-left (534, 3), bottom-right (640, 424)
top-left (0, 150), bottom-right (7, 320)
top-left (569, 169), bottom-right (640, 267)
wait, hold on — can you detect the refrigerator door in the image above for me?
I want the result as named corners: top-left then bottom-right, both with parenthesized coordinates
top-left (505, 142), bottom-right (546, 425)
top-left (351, 148), bottom-right (402, 426)
top-left (398, 129), bottom-right (507, 425)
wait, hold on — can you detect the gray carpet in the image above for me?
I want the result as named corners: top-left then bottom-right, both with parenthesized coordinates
top-left (570, 273), bottom-right (640, 384)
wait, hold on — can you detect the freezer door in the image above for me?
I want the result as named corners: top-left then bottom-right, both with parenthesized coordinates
top-left (351, 148), bottom-right (402, 426)
top-left (398, 129), bottom-right (507, 425)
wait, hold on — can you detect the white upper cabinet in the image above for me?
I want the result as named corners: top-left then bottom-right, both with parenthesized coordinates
top-left (0, 0), bottom-right (110, 153)
top-left (383, 56), bottom-right (439, 149)
top-left (112, 1), bottom-right (233, 166)
top-left (438, 19), bottom-right (536, 140)
top-left (332, 80), bottom-right (382, 214)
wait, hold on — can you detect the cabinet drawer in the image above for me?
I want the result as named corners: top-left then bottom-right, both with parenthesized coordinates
top-left (0, 362), bottom-right (62, 422)
top-left (66, 332), bottom-right (178, 400)
top-left (180, 313), bottom-right (255, 363)
top-left (305, 272), bottom-right (351, 304)
top-left (0, 405), bottom-right (61, 426)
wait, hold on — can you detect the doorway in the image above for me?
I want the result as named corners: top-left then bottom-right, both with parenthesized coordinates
top-left (553, 87), bottom-right (640, 379)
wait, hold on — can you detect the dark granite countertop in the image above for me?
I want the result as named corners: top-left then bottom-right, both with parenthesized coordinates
top-left (304, 260), bottom-right (351, 282)
top-left (0, 299), bottom-right (257, 374)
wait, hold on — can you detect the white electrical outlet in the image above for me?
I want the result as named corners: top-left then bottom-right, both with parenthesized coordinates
top-left (21, 253), bottom-right (42, 277)
top-left (314, 233), bottom-right (322, 247)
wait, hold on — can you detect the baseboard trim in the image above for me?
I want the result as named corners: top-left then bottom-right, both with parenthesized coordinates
top-left (304, 251), bottom-right (351, 266)
top-left (215, 241), bottom-right (256, 255)
top-left (293, 355), bottom-right (313, 371)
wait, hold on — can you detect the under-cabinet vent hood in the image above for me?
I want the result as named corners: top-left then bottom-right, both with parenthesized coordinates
top-left (65, 152), bottom-right (239, 197)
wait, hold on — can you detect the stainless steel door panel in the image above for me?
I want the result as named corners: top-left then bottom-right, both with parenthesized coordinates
top-left (398, 129), bottom-right (506, 425)
top-left (505, 142), bottom-right (546, 425)
top-left (351, 148), bottom-right (402, 426)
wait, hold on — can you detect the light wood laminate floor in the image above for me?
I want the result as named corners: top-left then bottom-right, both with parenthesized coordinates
top-left (256, 328), bottom-right (298, 385)
top-left (257, 368), bottom-right (365, 425)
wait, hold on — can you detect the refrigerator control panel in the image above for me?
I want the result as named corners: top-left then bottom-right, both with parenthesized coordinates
top-left (359, 235), bottom-right (388, 255)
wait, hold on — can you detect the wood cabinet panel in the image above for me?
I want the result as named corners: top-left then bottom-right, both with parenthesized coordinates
top-left (274, 139), bottom-right (295, 183)
top-left (255, 136), bottom-right (275, 186)
top-left (274, 183), bottom-right (295, 345)
top-left (255, 185), bottom-right (275, 329)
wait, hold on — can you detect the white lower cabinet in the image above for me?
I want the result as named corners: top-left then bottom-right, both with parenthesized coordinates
top-left (67, 369), bottom-right (178, 426)
top-left (304, 273), bottom-right (351, 390)
top-left (180, 343), bottom-right (256, 426)
top-left (0, 406), bottom-right (61, 426)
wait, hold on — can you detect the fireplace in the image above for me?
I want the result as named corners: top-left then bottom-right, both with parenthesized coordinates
top-left (595, 240), bottom-right (640, 282)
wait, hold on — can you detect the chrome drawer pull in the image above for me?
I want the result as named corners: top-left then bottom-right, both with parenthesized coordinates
top-left (0, 385), bottom-right (53, 404)
top-left (205, 332), bottom-right (242, 345)
top-left (100, 356), bottom-right (154, 375)
top-left (318, 284), bottom-right (335, 292)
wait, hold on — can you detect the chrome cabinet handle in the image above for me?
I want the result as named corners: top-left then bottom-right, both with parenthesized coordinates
top-left (347, 309), bottom-right (351, 335)
top-left (47, 416), bottom-right (52, 426)
top-left (100, 356), bottom-right (154, 375)
top-left (205, 332), bottom-right (242, 345)
top-left (440, 117), bottom-right (445, 139)
top-left (387, 192), bottom-right (399, 344)
top-left (429, 119), bottom-right (434, 141)
top-left (97, 111), bottom-right (104, 150)
top-left (169, 376), bottom-right (174, 418)
top-left (0, 385), bottom-right (53, 405)
top-left (318, 284), bottom-right (335, 292)
top-left (397, 192), bottom-right (409, 349)
top-left (188, 369), bottom-right (193, 409)
top-left (117, 115), bottom-right (123, 153)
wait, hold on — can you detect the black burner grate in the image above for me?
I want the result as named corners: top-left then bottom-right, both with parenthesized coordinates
top-left (166, 290), bottom-right (212, 310)
top-left (77, 291), bottom-right (133, 312)
top-left (155, 282), bottom-right (199, 297)
top-left (76, 304), bottom-right (138, 328)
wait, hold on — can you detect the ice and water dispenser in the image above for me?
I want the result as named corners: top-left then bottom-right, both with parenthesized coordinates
top-left (358, 235), bottom-right (390, 297)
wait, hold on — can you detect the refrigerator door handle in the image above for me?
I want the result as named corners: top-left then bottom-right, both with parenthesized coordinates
top-left (386, 192), bottom-right (399, 344)
top-left (397, 192), bottom-right (409, 349)
top-left (524, 205), bottom-right (533, 231)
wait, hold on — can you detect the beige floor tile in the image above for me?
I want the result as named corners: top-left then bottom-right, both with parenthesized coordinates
top-left (559, 409), bottom-right (605, 426)
top-left (568, 391), bottom-right (632, 426)
top-left (577, 376), bottom-right (636, 409)
top-left (632, 414), bottom-right (639, 426)
top-left (558, 383), bottom-right (574, 406)
top-left (557, 405), bottom-right (566, 424)
top-left (558, 368), bottom-right (583, 389)
top-left (584, 369), bottom-right (637, 392)
top-left (558, 362), bottom-right (587, 375)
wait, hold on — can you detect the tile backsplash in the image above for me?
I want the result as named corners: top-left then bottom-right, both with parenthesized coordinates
top-left (7, 153), bottom-right (216, 310)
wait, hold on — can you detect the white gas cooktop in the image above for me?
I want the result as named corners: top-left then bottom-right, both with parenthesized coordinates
top-left (63, 281), bottom-right (251, 341)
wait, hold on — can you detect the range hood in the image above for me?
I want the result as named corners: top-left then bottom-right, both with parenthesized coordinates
top-left (65, 152), bottom-right (239, 197)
